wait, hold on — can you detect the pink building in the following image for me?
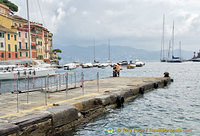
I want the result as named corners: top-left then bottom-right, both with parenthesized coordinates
top-left (17, 27), bottom-right (29, 59)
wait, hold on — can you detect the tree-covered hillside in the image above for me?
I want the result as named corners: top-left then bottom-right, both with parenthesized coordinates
top-left (0, 0), bottom-right (18, 12)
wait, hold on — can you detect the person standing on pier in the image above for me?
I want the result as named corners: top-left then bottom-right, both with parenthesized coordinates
top-left (113, 64), bottom-right (117, 77)
top-left (116, 63), bottom-right (121, 77)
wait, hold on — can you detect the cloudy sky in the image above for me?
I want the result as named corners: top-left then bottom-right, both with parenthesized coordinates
top-left (10, 0), bottom-right (200, 51)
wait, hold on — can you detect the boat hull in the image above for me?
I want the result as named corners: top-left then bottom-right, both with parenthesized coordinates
top-left (0, 68), bottom-right (56, 81)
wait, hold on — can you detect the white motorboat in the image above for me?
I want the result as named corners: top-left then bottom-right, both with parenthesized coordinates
top-left (63, 63), bottom-right (77, 70)
top-left (93, 62), bottom-right (100, 67)
top-left (0, 67), bottom-right (56, 81)
top-left (98, 63), bottom-right (109, 68)
top-left (81, 63), bottom-right (93, 68)
top-left (135, 59), bottom-right (145, 67)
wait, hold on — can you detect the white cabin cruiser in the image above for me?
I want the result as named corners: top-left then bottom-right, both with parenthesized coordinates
top-left (98, 63), bottom-right (109, 68)
top-left (0, 67), bottom-right (56, 81)
top-left (81, 63), bottom-right (93, 68)
top-left (135, 59), bottom-right (145, 67)
top-left (63, 63), bottom-right (77, 70)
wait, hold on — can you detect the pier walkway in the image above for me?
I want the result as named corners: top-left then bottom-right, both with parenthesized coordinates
top-left (0, 76), bottom-right (171, 135)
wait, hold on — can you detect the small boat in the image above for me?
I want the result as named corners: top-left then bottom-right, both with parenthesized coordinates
top-left (192, 58), bottom-right (200, 62)
top-left (119, 61), bottom-right (128, 66)
top-left (127, 64), bottom-right (136, 69)
top-left (63, 63), bottom-right (77, 70)
top-left (92, 61), bottom-right (100, 67)
top-left (135, 59), bottom-right (145, 67)
top-left (167, 56), bottom-right (182, 63)
top-left (81, 63), bottom-right (93, 68)
top-left (98, 63), bottom-right (109, 68)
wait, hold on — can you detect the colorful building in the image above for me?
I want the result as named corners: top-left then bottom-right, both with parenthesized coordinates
top-left (17, 27), bottom-right (29, 59)
top-left (0, 26), bottom-right (5, 61)
top-left (0, 3), bottom-right (53, 62)
top-left (0, 3), bottom-right (10, 16)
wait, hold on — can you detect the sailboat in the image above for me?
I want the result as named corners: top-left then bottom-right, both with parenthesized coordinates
top-left (160, 14), bottom-right (167, 62)
top-left (167, 21), bottom-right (182, 63)
top-left (107, 39), bottom-right (111, 64)
top-left (92, 39), bottom-right (100, 67)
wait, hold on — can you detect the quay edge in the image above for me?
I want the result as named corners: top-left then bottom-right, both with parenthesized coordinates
top-left (0, 77), bottom-right (171, 136)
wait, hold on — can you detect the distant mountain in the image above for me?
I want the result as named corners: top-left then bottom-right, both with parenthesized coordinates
top-left (58, 45), bottom-right (193, 64)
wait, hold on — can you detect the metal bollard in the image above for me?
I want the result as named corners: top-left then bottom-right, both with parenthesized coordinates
top-left (27, 76), bottom-right (29, 104)
top-left (65, 73), bottom-right (68, 93)
top-left (97, 72), bottom-right (99, 92)
top-left (45, 76), bottom-right (47, 105)
top-left (74, 72), bottom-right (76, 88)
top-left (17, 76), bottom-right (19, 113)
top-left (81, 72), bottom-right (84, 95)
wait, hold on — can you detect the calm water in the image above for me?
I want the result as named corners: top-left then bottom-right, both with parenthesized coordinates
top-left (65, 61), bottom-right (200, 136)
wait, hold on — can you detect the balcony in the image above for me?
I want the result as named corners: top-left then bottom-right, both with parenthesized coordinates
top-left (18, 48), bottom-right (29, 51)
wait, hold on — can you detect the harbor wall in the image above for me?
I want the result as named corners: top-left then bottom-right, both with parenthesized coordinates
top-left (0, 77), bottom-right (171, 136)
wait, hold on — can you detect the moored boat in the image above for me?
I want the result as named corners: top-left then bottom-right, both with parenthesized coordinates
top-left (127, 64), bottom-right (136, 69)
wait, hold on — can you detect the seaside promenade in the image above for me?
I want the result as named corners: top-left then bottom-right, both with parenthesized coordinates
top-left (0, 76), bottom-right (171, 135)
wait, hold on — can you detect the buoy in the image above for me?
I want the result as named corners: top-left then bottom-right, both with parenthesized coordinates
top-left (164, 80), bottom-right (168, 86)
top-left (171, 79), bottom-right (174, 82)
top-left (154, 83), bottom-right (158, 89)
top-left (116, 96), bottom-right (124, 107)
top-left (139, 87), bottom-right (144, 94)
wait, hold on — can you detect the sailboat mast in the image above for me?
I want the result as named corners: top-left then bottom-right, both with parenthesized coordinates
top-left (93, 39), bottom-right (95, 62)
top-left (162, 14), bottom-right (165, 60)
top-left (26, 0), bottom-right (32, 59)
top-left (108, 39), bottom-right (110, 62)
top-left (172, 21), bottom-right (174, 57)
top-left (179, 41), bottom-right (181, 59)
top-left (168, 40), bottom-right (171, 60)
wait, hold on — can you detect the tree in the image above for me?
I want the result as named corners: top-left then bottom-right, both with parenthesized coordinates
top-left (0, 0), bottom-right (18, 12)
top-left (53, 49), bottom-right (62, 53)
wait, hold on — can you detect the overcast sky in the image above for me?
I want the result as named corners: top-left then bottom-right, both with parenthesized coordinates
top-left (10, 0), bottom-right (200, 51)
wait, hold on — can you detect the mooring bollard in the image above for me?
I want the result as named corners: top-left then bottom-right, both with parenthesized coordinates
top-left (97, 72), bottom-right (99, 92)
top-left (27, 76), bottom-right (29, 104)
top-left (81, 72), bottom-right (84, 95)
top-left (74, 72), bottom-right (76, 88)
top-left (17, 75), bottom-right (19, 113)
top-left (65, 73), bottom-right (68, 93)
top-left (45, 76), bottom-right (47, 105)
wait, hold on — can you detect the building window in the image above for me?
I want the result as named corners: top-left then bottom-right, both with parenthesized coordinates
top-left (14, 35), bottom-right (17, 41)
top-left (19, 42), bottom-right (21, 49)
top-left (8, 53), bottom-right (11, 58)
top-left (8, 44), bottom-right (11, 51)
top-left (20, 52), bottom-right (22, 57)
top-left (7, 34), bottom-right (10, 40)
top-left (25, 33), bottom-right (27, 38)
top-left (15, 53), bottom-right (18, 58)
top-left (1, 42), bottom-right (3, 48)
top-left (25, 43), bottom-right (28, 49)
top-left (1, 53), bottom-right (4, 58)
top-left (15, 45), bottom-right (17, 52)
top-left (0, 32), bottom-right (4, 38)
top-left (18, 32), bottom-right (21, 37)
top-left (26, 52), bottom-right (28, 57)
